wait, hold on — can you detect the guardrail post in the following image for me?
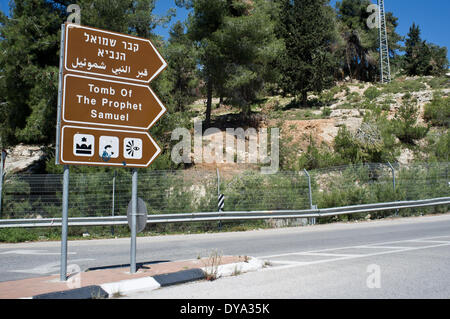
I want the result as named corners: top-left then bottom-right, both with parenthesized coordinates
top-left (304, 169), bottom-right (316, 225)
top-left (387, 162), bottom-right (398, 216)
top-left (0, 150), bottom-right (6, 219)
top-left (217, 168), bottom-right (222, 231)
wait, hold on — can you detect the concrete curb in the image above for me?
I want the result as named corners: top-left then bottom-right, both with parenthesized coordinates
top-left (33, 285), bottom-right (109, 299)
top-left (153, 268), bottom-right (205, 287)
top-left (30, 258), bottom-right (265, 299)
top-left (211, 257), bottom-right (266, 278)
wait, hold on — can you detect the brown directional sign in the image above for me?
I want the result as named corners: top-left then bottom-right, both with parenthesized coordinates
top-left (60, 125), bottom-right (161, 167)
top-left (62, 74), bottom-right (166, 130)
top-left (57, 23), bottom-right (167, 168)
top-left (64, 23), bottom-right (167, 83)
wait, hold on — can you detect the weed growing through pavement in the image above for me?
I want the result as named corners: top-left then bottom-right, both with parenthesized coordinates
top-left (202, 249), bottom-right (223, 281)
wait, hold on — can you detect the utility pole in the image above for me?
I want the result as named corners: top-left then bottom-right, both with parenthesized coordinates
top-left (378, 0), bottom-right (391, 83)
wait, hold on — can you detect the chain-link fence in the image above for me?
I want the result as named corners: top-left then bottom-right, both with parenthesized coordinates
top-left (1, 162), bottom-right (448, 220)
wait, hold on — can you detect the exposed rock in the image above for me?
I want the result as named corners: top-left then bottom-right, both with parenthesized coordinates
top-left (355, 122), bottom-right (383, 147)
top-left (397, 148), bottom-right (415, 165)
top-left (330, 109), bottom-right (360, 118)
top-left (3, 144), bottom-right (46, 174)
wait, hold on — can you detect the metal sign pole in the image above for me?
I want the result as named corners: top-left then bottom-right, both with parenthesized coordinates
top-left (56, 24), bottom-right (70, 282)
top-left (111, 171), bottom-right (116, 236)
top-left (60, 165), bottom-right (69, 281)
top-left (130, 168), bottom-right (138, 273)
top-left (55, 24), bottom-right (65, 165)
top-left (0, 150), bottom-right (6, 218)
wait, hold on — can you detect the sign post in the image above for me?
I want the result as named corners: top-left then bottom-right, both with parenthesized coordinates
top-left (56, 23), bottom-right (167, 279)
top-left (130, 169), bottom-right (138, 273)
top-left (60, 165), bottom-right (70, 281)
top-left (0, 150), bottom-right (6, 219)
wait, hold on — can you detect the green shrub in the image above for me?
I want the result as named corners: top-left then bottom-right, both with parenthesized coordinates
top-left (322, 107), bottom-right (332, 117)
top-left (319, 86), bottom-right (341, 106)
top-left (427, 77), bottom-right (450, 89)
top-left (424, 95), bottom-right (450, 127)
top-left (334, 123), bottom-right (396, 164)
top-left (364, 87), bottom-right (381, 101)
top-left (346, 92), bottom-right (361, 103)
top-left (382, 79), bottom-right (426, 94)
top-left (402, 92), bottom-right (412, 100)
top-left (337, 102), bottom-right (354, 109)
top-left (0, 228), bottom-right (40, 243)
top-left (334, 126), bottom-right (361, 163)
top-left (392, 100), bottom-right (429, 144)
top-left (297, 142), bottom-right (347, 170)
top-left (426, 130), bottom-right (450, 162)
top-left (359, 100), bottom-right (377, 110)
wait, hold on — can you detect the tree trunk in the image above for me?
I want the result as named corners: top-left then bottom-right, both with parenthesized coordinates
top-left (301, 91), bottom-right (308, 108)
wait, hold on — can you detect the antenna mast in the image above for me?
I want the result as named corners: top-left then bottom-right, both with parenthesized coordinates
top-left (378, 0), bottom-right (391, 83)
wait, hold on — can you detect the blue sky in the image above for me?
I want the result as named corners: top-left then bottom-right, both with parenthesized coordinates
top-left (1, 0), bottom-right (449, 59)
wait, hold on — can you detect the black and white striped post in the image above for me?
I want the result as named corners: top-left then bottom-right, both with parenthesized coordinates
top-left (217, 168), bottom-right (224, 230)
top-left (217, 193), bottom-right (224, 231)
top-left (218, 194), bottom-right (225, 211)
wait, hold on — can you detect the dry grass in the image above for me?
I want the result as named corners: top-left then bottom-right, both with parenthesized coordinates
top-left (202, 249), bottom-right (223, 281)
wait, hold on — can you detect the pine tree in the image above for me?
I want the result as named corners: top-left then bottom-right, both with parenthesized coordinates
top-left (404, 23), bottom-right (448, 76)
top-left (404, 23), bottom-right (428, 76)
top-left (182, 0), bottom-right (282, 124)
top-left (335, 0), bottom-right (402, 82)
top-left (0, 0), bottom-right (66, 146)
top-left (0, 0), bottom-right (172, 146)
top-left (278, 0), bottom-right (338, 107)
top-left (164, 21), bottom-right (199, 112)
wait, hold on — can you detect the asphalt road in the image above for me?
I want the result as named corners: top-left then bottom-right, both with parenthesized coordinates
top-left (1, 213), bottom-right (449, 298)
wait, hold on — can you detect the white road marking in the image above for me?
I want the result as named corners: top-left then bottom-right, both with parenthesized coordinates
top-left (357, 246), bottom-right (414, 249)
top-left (258, 235), bottom-right (450, 271)
top-left (296, 252), bottom-right (364, 257)
top-left (409, 240), bottom-right (450, 244)
top-left (258, 235), bottom-right (450, 259)
top-left (0, 250), bottom-right (76, 256)
top-left (269, 260), bottom-right (310, 265)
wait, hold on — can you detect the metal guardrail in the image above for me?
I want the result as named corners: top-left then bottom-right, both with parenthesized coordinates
top-left (0, 197), bottom-right (448, 228)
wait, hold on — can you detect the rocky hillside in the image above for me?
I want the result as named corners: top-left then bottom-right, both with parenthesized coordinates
top-left (3, 75), bottom-right (449, 174)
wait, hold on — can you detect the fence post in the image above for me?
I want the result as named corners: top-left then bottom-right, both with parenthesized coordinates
top-left (0, 150), bottom-right (6, 218)
top-left (304, 169), bottom-right (316, 225)
top-left (387, 162), bottom-right (398, 216)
